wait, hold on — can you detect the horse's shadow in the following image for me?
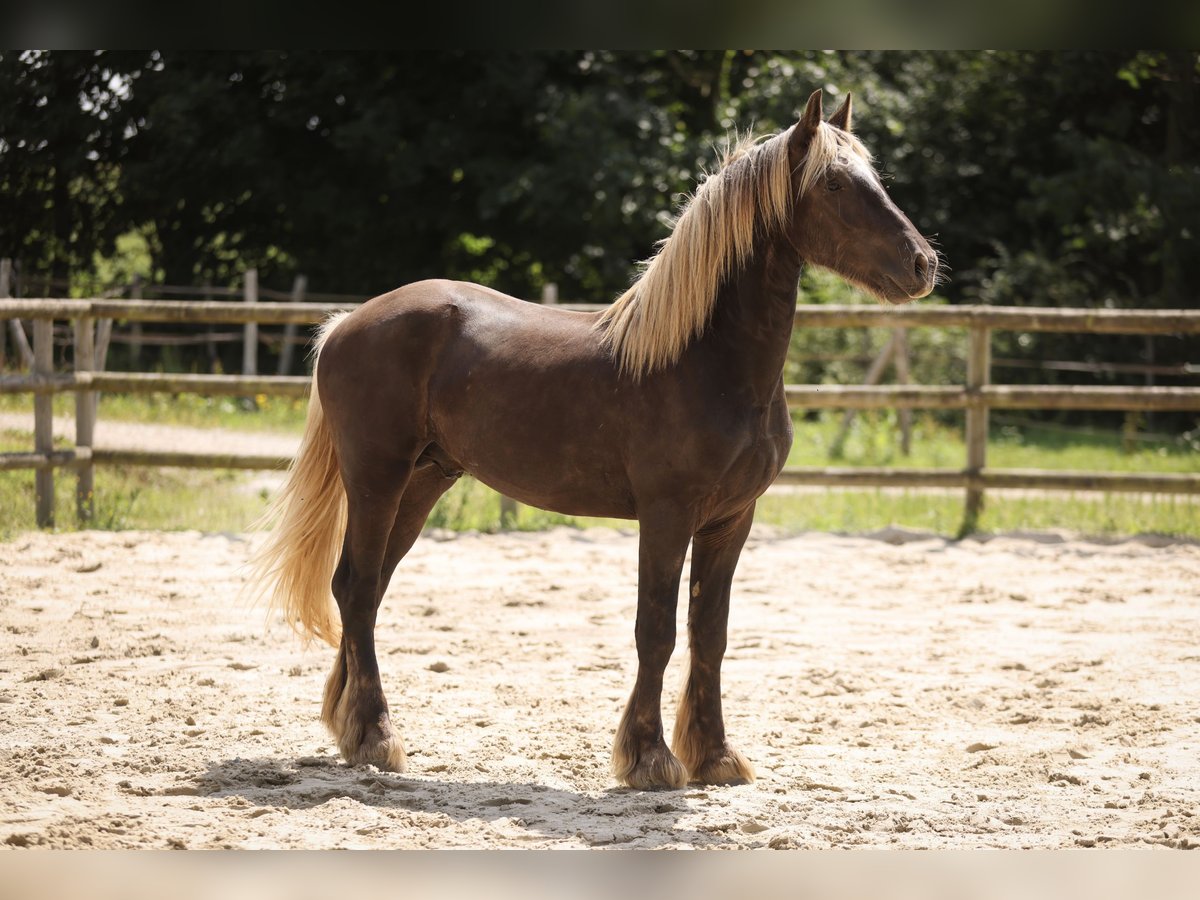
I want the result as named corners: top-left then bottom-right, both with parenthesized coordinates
top-left (199, 756), bottom-right (728, 848)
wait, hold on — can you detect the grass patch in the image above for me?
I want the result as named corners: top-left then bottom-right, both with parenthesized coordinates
top-left (3, 455), bottom-right (1195, 542)
top-left (421, 478), bottom-right (1200, 540)
top-left (757, 488), bottom-right (1200, 539)
top-left (788, 410), bottom-right (1200, 474)
top-left (0, 437), bottom-right (267, 539)
top-left (1, 395), bottom-right (1196, 540)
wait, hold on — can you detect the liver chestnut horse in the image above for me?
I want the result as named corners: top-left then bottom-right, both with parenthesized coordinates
top-left (250, 90), bottom-right (937, 790)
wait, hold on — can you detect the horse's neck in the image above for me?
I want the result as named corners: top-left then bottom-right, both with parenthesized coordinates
top-left (695, 235), bottom-right (803, 402)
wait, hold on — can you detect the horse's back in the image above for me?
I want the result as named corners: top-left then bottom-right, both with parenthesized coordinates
top-left (316, 280), bottom-right (636, 516)
top-left (328, 279), bottom-right (598, 356)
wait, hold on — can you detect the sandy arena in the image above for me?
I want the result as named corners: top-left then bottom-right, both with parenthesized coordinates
top-left (2, 525), bottom-right (1198, 849)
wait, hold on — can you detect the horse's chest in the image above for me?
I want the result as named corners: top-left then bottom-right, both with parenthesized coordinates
top-left (701, 400), bottom-right (793, 501)
top-left (739, 410), bottom-right (792, 479)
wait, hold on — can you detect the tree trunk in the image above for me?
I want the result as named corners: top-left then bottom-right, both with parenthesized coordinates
top-left (1162, 51), bottom-right (1196, 308)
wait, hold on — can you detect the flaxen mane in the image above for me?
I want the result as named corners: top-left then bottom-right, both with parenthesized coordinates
top-left (596, 120), bottom-right (871, 378)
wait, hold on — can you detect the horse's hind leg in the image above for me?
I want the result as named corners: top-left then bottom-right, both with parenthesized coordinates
top-left (672, 503), bottom-right (756, 785)
top-left (378, 463), bottom-right (458, 590)
top-left (322, 463), bottom-right (455, 771)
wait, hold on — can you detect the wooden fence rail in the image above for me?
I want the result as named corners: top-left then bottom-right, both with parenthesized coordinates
top-left (2, 297), bottom-right (1199, 530)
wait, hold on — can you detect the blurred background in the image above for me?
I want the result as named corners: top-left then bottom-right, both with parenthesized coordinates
top-left (0, 51), bottom-right (1197, 537)
top-left (2, 51), bottom-right (1197, 372)
top-left (3, 51), bottom-right (1197, 307)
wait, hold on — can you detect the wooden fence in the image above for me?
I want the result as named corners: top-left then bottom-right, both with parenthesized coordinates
top-left (1, 297), bottom-right (1199, 530)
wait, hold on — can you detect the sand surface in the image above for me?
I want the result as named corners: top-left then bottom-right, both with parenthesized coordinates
top-left (2, 525), bottom-right (1198, 849)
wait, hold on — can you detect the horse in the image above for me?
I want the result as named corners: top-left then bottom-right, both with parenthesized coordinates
top-left (249, 89), bottom-right (938, 790)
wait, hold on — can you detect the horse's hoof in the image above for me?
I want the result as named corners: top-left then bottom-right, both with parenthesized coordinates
top-left (341, 722), bottom-right (407, 773)
top-left (615, 746), bottom-right (688, 790)
top-left (686, 746), bottom-right (755, 786)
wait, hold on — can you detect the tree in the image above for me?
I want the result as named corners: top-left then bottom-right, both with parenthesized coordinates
top-left (109, 51), bottom-right (732, 299)
top-left (4, 50), bottom-right (1196, 322)
top-left (0, 50), bottom-right (150, 289)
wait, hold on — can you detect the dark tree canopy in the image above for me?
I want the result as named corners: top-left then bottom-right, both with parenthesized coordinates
top-left (2, 50), bottom-right (1197, 315)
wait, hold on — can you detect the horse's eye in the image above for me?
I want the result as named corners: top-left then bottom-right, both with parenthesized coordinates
top-left (827, 177), bottom-right (842, 192)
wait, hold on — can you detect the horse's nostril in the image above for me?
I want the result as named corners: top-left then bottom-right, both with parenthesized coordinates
top-left (914, 252), bottom-right (929, 279)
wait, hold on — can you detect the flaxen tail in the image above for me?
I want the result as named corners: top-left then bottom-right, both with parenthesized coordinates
top-left (247, 312), bottom-right (351, 647)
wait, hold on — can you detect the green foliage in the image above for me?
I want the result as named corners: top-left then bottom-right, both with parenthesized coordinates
top-left (0, 51), bottom-right (150, 284)
top-left (7, 49), bottom-right (1195, 314)
top-left (3, 50), bottom-right (1197, 429)
top-left (80, 229), bottom-right (155, 296)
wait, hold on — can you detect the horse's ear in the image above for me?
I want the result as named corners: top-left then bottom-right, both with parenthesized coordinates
top-left (829, 93), bottom-right (852, 131)
top-left (789, 90), bottom-right (824, 161)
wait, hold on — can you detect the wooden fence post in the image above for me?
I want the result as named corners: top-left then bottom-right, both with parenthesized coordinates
top-left (3, 258), bottom-right (36, 370)
top-left (74, 316), bottom-right (96, 523)
top-left (831, 332), bottom-right (897, 455)
top-left (129, 274), bottom-right (144, 365)
top-left (33, 316), bottom-right (55, 527)
top-left (962, 324), bottom-right (991, 532)
top-left (541, 282), bottom-right (558, 305)
top-left (93, 278), bottom-right (116, 381)
top-left (893, 326), bottom-right (913, 455)
top-left (277, 274), bottom-right (307, 376)
top-left (203, 279), bottom-right (217, 369)
top-left (243, 268), bottom-right (259, 378)
top-left (93, 314), bottom-right (113, 425)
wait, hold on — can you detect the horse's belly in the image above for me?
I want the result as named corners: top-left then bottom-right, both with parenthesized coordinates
top-left (430, 394), bottom-right (636, 519)
top-left (449, 442), bottom-right (636, 519)
top-left (472, 465), bottom-right (636, 519)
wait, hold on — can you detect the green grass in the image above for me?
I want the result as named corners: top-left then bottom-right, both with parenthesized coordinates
top-left (415, 475), bottom-right (1200, 540)
top-left (756, 486), bottom-right (1200, 538)
top-left (0, 438), bottom-right (267, 539)
top-left (2, 395), bottom-right (1197, 541)
top-left (787, 409), bottom-right (1200, 474)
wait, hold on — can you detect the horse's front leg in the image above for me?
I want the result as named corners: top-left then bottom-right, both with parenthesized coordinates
top-left (672, 503), bottom-right (756, 784)
top-left (612, 506), bottom-right (693, 789)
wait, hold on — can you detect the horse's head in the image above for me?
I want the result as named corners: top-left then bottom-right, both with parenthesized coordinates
top-left (786, 90), bottom-right (938, 303)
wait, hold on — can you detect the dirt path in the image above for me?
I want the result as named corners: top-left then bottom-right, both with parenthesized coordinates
top-left (0, 412), bottom-right (300, 458)
top-left (2, 526), bottom-right (1198, 849)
